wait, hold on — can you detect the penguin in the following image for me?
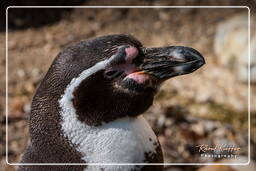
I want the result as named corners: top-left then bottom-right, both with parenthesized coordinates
top-left (18, 34), bottom-right (205, 171)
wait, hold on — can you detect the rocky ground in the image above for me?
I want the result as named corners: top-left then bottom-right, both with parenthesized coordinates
top-left (1, 0), bottom-right (256, 171)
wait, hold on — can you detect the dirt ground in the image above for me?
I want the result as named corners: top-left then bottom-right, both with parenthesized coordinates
top-left (1, 0), bottom-right (256, 171)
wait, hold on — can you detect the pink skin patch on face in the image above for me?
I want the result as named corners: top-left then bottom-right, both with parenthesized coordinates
top-left (124, 46), bottom-right (139, 63)
top-left (126, 72), bottom-right (150, 84)
top-left (108, 46), bottom-right (139, 74)
top-left (123, 46), bottom-right (151, 84)
top-left (108, 46), bottom-right (152, 85)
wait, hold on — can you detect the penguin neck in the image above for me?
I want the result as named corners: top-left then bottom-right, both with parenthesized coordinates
top-left (59, 98), bottom-right (158, 166)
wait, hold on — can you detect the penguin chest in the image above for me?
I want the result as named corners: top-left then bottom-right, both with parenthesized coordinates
top-left (61, 114), bottom-right (160, 170)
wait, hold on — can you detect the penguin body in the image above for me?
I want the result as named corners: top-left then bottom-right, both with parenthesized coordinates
top-left (19, 34), bottom-right (205, 171)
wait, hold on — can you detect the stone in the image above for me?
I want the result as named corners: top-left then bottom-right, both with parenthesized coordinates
top-left (214, 14), bottom-right (256, 83)
top-left (9, 97), bottom-right (26, 119)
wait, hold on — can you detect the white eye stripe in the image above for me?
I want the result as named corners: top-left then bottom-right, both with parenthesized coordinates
top-left (60, 59), bottom-right (110, 102)
top-left (60, 45), bottom-right (137, 103)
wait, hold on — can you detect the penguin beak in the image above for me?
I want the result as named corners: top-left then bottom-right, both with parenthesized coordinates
top-left (139, 46), bottom-right (205, 80)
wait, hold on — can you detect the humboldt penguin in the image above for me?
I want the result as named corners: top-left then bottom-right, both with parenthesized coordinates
top-left (18, 34), bottom-right (205, 171)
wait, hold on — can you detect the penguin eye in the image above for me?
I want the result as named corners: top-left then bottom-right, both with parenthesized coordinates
top-left (104, 70), bottom-right (123, 79)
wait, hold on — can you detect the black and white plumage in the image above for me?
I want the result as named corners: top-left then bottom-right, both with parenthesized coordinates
top-left (19, 34), bottom-right (205, 171)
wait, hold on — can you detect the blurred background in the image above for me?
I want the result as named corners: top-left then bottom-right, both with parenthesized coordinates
top-left (1, 0), bottom-right (256, 171)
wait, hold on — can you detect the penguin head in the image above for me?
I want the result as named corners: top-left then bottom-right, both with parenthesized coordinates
top-left (52, 34), bottom-right (205, 125)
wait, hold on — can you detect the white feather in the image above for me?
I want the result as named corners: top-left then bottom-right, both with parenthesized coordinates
top-left (59, 59), bottom-right (158, 171)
